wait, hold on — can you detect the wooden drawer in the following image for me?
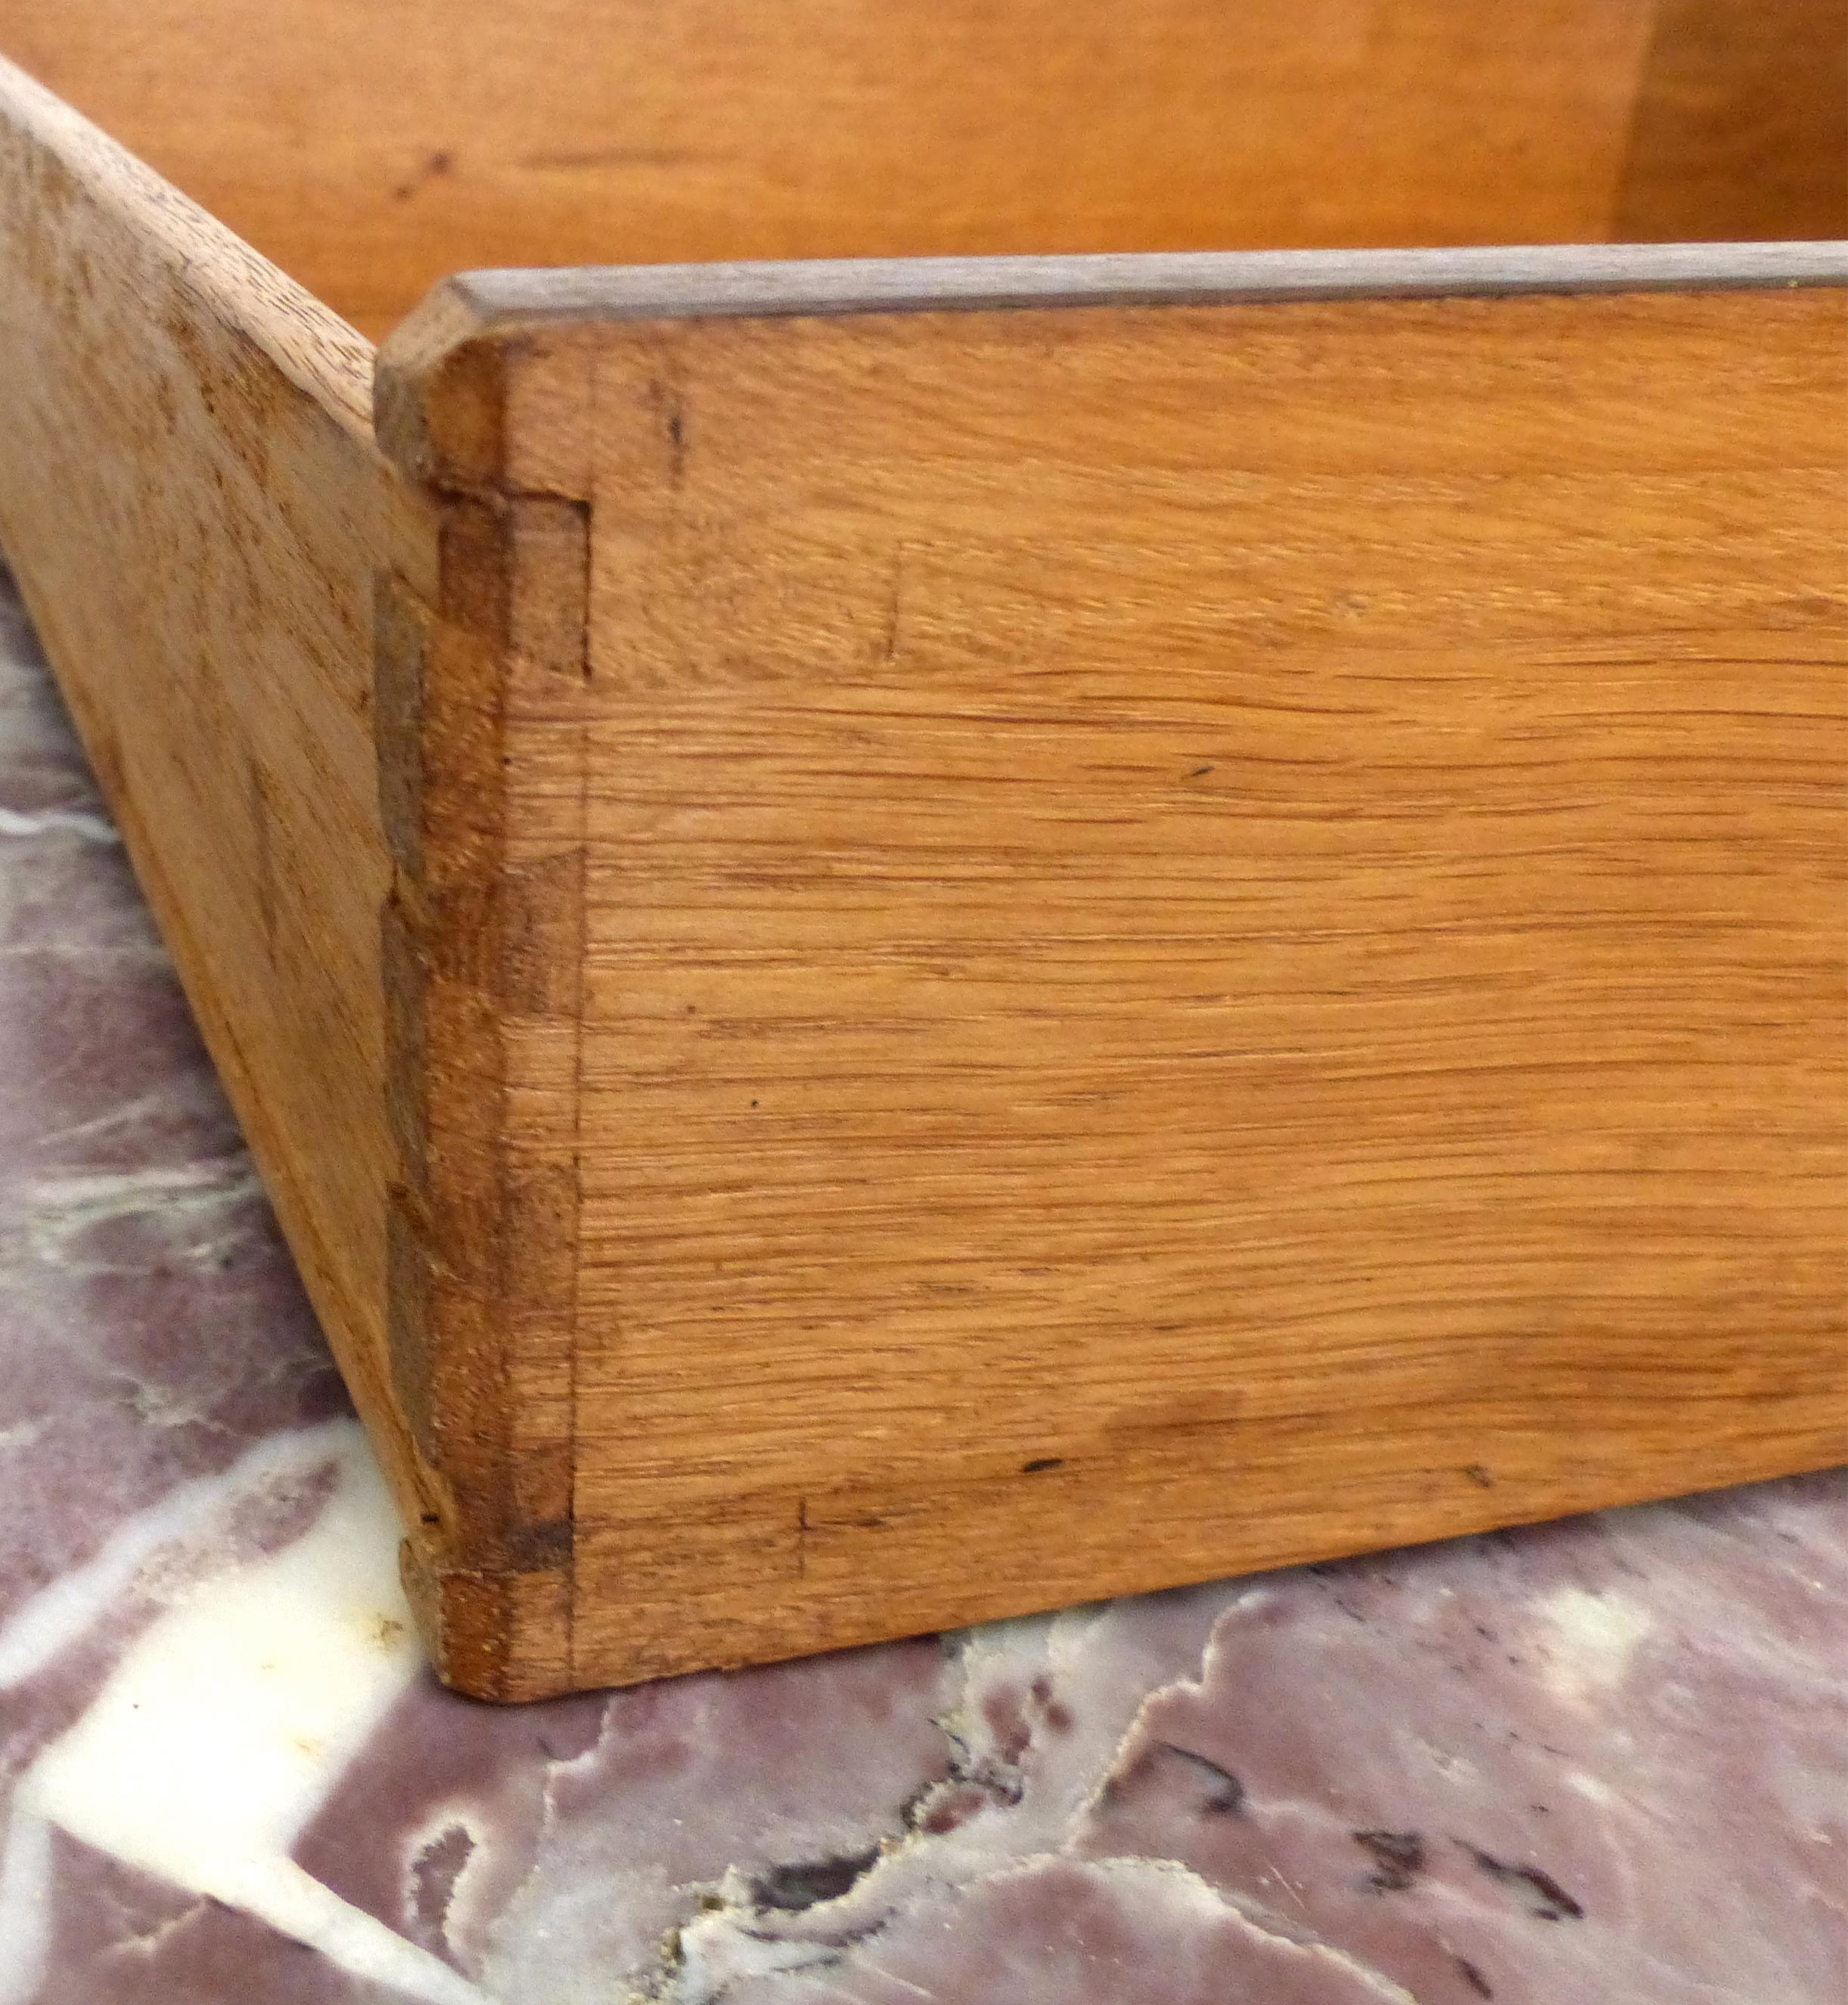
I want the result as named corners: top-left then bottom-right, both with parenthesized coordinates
top-left (1, 0), bottom-right (1842, 1699)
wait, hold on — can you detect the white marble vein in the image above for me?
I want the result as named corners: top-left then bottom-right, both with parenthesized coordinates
top-left (0, 1423), bottom-right (478, 2005)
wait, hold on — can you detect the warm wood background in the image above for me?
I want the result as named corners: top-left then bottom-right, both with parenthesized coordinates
top-left (11, 0), bottom-right (1834, 337)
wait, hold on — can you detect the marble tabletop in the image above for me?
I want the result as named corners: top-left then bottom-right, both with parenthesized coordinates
top-left (0, 561), bottom-right (1843, 2005)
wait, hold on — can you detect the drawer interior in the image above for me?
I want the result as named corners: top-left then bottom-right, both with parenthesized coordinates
top-left (7, 0), bottom-right (1845, 338)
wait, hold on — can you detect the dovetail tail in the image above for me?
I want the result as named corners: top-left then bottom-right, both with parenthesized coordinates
top-left (508, 496), bottom-right (592, 684)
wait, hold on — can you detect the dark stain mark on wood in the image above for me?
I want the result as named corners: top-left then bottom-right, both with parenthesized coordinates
top-left (393, 150), bottom-right (454, 201)
top-left (520, 148), bottom-right (707, 171)
top-left (883, 545), bottom-right (906, 662)
top-left (648, 377), bottom-right (688, 486)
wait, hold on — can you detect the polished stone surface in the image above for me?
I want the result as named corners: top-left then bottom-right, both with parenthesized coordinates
top-left (0, 563), bottom-right (1843, 2003)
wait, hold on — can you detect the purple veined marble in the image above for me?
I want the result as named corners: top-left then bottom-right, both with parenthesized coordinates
top-left (0, 560), bottom-right (1843, 2005)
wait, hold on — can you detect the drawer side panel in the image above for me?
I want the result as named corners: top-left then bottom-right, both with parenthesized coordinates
top-left (0, 59), bottom-right (439, 1529)
top-left (564, 285), bottom-right (1848, 1686)
top-left (377, 263), bottom-right (1848, 1697)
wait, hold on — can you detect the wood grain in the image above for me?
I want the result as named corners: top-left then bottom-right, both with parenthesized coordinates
top-left (0, 59), bottom-right (598, 1697)
top-left (5, 0), bottom-right (1666, 338)
top-left (0, 56), bottom-right (439, 1533)
top-left (373, 305), bottom-right (593, 1698)
top-left (380, 267), bottom-right (1848, 1694)
top-left (6, 9), bottom-right (1846, 1699)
